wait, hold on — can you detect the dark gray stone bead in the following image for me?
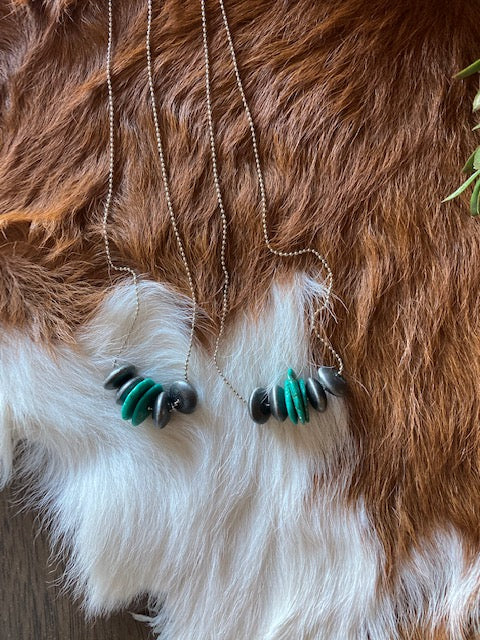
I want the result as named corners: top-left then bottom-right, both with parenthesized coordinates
top-left (153, 391), bottom-right (172, 429)
top-left (268, 385), bottom-right (287, 421)
top-left (305, 377), bottom-right (327, 412)
top-left (168, 381), bottom-right (198, 414)
top-left (248, 387), bottom-right (271, 424)
top-left (115, 376), bottom-right (144, 404)
top-left (103, 364), bottom-right (137, 390)
top-left (317, 366), bottom-right (348, 397)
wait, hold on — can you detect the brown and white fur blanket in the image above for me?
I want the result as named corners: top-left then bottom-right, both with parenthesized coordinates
top-left (0, 0), bottom-right (479, 638)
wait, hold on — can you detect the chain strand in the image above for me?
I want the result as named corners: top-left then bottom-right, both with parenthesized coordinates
top-left (200, 0), bottom-right (344, 402)
top-left (102, 0), bottom-right (140, 369)
top-left (146, 0), bottom-right (197, 382)
top-left (217, 0), bottom-right (344, 375)
top-left (104, 0), bottom-right (342, 387)
top-left (200, 0), bottom-right (247, 403)
top-left (103, 0), bottom-right (198, 381)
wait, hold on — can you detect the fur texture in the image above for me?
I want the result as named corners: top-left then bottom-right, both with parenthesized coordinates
top-left (1, 0), bottom-right (480, 637)
top-left (1, 278), bottom-right (478, 639)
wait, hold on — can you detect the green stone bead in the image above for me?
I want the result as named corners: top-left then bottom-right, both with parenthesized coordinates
top-left (298, 378), bottom-right (310, 423)
top-left (284, 379), bottom-right (298, 425)
top-left (287, 369), bottom-right (307, 424)
top-left (131, 383), bottom-right (164, 427)
top-left (121, 378), bottom-right (156, 421)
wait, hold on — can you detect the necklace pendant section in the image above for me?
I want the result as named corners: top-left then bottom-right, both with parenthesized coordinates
top-left (248, 366), bottom-right (347, 425)
top-left (103, 365), bottom-right (198, 428)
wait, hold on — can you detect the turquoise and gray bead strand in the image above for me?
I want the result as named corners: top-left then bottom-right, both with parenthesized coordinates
top-left (103, 364), bottom-right (197, 428)
top-left (248, 366), bottom-right (347, 425)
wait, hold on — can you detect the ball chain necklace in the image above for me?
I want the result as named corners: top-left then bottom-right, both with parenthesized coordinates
top-left (102, 0), bottom-right (348, 430)
top-left (102, 0), bottom-right (199, 428)
top-left (200, 0), bottom-right (348, 425)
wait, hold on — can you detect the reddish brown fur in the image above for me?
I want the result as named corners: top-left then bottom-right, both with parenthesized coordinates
top-left (1, 0), bottom-right (480, 632)
top-left (399, 625), bottom-right (474, 640)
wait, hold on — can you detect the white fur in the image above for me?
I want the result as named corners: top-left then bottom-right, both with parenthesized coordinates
top-left (0, 277), bottom-right (477, 638)
top-left (391, 529), bottom-right (480, 636)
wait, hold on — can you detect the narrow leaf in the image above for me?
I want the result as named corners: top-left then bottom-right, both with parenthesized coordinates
top-left (470, 178), bottom-right (480, 215)
top-left (474, 91), bottom-right (480, 112)
top-left (455, 59), bottom-right (480, 79)
top-left (463, 148), bottom-right (477, 173)
top-left (442, 169), bottom-right (480, 202)
top-left (473, 123), bottom-right (480, 131)
top-left (474, 147), bottom-right (480, 170)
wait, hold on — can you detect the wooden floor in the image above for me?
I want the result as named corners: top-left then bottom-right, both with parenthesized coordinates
top-left (0, 482), bottom-right (152, 640)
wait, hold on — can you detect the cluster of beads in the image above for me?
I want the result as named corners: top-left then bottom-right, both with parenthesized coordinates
top-left (103, 364), bottom-right (198, 428)
top-left (248, 366), bottom-right (347, 425)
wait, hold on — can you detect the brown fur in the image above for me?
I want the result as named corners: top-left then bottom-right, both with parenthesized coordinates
top-left (1, 0), bottom-right (480, 632)
top-left (399, 625), bottom-right (475, 640)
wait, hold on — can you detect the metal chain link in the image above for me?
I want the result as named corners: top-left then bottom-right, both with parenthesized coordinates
top-left (146, 0), bottom-right (197, 382)
top-left (200, 0), bottom-right (344, 403)
top-left (102, 0), bottom-right (198, 382)
top-left (103, 0), bottom-right (343, 390)
top-left (200, 0), bottom-right (247, 403)
top-left (102, 0), bottom-right (140, 369)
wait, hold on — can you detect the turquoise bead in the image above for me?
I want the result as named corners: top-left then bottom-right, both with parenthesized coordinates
top-left (284, 379), bottom-right (298, 425)
top-left (121, 378), bottom-right (156, 421)
top-left (287, 369), bottom-right (307, 424)
top-left (131, 383), bottom-right (164, 426)
top-left (298, 378), bottom-right (310, 423)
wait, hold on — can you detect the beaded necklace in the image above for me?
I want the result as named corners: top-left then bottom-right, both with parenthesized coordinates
top-left (103, 0), bottom-right (348, 430)
top-left (102, 0), bottom-right (199, 428)
top-left (200, 0), bottom-right (348, 425)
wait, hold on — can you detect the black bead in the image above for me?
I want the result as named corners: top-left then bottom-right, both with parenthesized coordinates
top-left (168, 381), bottom-right (198, 414)
top-left (248, 387), bottom-right (271, 424)
top-left (103, 364), bottom-right (137, 390)
top-left (305, 377), bottom-right (327, 412)
top-left (268, 385), bottom-right (287, 421)
top-left (115, 376), bottom-right (144, 404)
top-left (317, 366), bottom-right (348, 397)
top-left (153, 391), bottom-right (172, 429)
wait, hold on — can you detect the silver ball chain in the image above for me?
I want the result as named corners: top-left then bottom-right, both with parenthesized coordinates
top-left (200, 0), bottom-right (247, 403)
top-left (146, 0), bottom-right (198, 382)
top-left (102, 0), bottom-right (140, 369)
top-left (102, 0), bottom-right (198, 383)
top-left (200, 0), bottom-right (344, 404)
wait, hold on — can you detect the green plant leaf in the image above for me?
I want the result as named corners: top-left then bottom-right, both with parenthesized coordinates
top-left (463, 148), bottom-right (478, 173)
top-left (473, 147), bottom-right (480, 170)
top-left (473, 123), bottom-right (480, 131)
top-left (473, 91), bottom-right (480, 112)
top-left (442, 168), bottom-right (480, 202)
top-left (470, 178), bottom-right (480, 215)
top-left (455, 59), bottom-right (480, 79)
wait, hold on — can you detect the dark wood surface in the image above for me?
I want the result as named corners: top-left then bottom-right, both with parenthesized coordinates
top-left (0, 482), bottom-right (152, 640)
